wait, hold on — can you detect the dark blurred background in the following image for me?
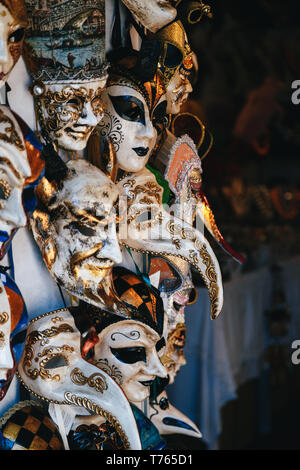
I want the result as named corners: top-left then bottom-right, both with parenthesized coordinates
top-left (168, 0), bottom-right (300, 450)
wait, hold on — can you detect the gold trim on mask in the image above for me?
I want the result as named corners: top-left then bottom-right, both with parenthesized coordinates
top-left (147, 21), bottom-right (193, 86)
top-left (33, 84), bottom-right (105, 139)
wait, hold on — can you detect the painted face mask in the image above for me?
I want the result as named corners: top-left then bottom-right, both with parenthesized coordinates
top-left (120, 0), bottom-right (177, 33)
top-left (165, 66), bottom-right (193, 115)
top-left (31, 158), bottom-right (123, 310)
top-left (32, 80), bottom-right (106, 152)
top-left (0, 105), bottom-right (44, 259)
top-left (23, 0), bottom-right (107, 152)
top-left (17, 308), bottom-right (142, 450)
top-left (0, 271), bottom-right (28, 401)
top-left (99, 68), bottom-right (157, 173)
top-left (118, 167), bottom-right (224, 319)
top-left (147, 21), bottom-right (194, 115)
top-left (84, 267), bottom-right (167, 405)
top-left (161, 278), bottom-right (196, 384)
top-left (0, 0), bottom-right (27, 89)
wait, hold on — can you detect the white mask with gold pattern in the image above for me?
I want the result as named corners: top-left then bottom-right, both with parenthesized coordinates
top-left (31, 159), bottom-right (122, 308)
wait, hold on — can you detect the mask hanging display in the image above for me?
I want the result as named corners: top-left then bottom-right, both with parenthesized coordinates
top-left (30, 158), bottom-right (127, 313)
top-left (23, 0), bottom-right (107, 152)
top-left (16, 307), bottom-right (142, 450)
top-left (93, 62), bottom-right (223, 320)
top-left (0, 0), bottom-right (27, 90)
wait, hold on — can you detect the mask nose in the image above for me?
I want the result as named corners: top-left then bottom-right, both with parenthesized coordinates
top-left (77, 102), bottom-right (99, 128)
top-left (142, 350), bottom-right (168, 379)
top-left (136, 118), bottom-right (156, 143)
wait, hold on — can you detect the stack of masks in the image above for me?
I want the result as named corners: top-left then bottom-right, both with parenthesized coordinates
top-left (0, 0), bottom-right (245, 452)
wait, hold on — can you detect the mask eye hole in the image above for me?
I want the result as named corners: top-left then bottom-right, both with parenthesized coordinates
top-left (110, 346), bottom-right (146, 364)
top-left (109, 95), bottom-right (146, 125)
top-left (64, 221), bottom-right (97, 237)
top-left (8, 28), bottom-right (25, 44)
top-left (173, 301), bottom-right (182, 312)
top-left (156, 337), bottom-right (166, 352)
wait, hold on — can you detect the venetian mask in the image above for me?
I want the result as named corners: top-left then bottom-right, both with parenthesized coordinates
top-left (17, 308), bottom-right (142, 449)
top-left (31, 158), bottom-right (122, 308)
top-left (0, 272), bottom-right (28, 401)
top-left (146, 20), bottom-right (194, 115)
top-left (166, 66), bottom-right (193, 115)
top-left (32, 79), bottom-right (107, 152)
top-left (86, 267), bottom-right (167, 404)
top-left (94, 320), bottom-right (167, 404)
top-left (99, 71), bottom-right (157, 173)
top-left (161, 281), bottom-right (196, 384)
top-left (0, 0), bottom-right (27, 89)
top-left (120, 0), bottom-right (177, 33)
top-left (23, 0), bottom-right (107, 152)
top-left (0, 105), bottom-right (44, 259)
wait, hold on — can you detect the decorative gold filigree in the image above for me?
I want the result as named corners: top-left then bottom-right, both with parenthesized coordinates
top-left (25, 344), bottom-right (74, 382)
top-left (36, 85), bottom-right (105, 136)
top-left (22, 323), bottom-right (74, 381)
top-left (0, 312), bottom-right (9, 325)
top-left (0, 331), bottom-right (5, 349)
top-left (70, 367), bottom-right (108, 394)
top-left (0, 109), bottom-right (25, 151)
top-left (64, 392), bottom-right (130, 450)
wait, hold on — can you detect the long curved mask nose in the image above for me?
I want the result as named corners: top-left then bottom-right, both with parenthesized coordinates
top-left (118, 172), bottom-right (224, 320)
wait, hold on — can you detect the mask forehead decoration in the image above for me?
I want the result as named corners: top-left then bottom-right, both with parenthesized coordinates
top-left (31, 158), bottom-right (125, 313)
top-left (0, 271), bottom-right (28, 401)
top-left (16, 308), bottom-right (142, 450)
top-left (23, 0), bottom-right (107, 151)
top-left (0, 105), bottom-right (44, 259)
top-left (0, 0), bottom-right (27, 88)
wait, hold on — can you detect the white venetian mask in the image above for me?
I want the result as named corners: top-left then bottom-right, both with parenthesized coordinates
top-left (99, 83), bottom-right (157, 173)
top-left (94, 320), bottom-right (167, 404)
top-left (33, 78), bottom-right (107, 152)
top-left (120, 0), bottom-right (177, 33)
top-left (17, 309), bottom-right (142, 449)
top-left (31, 159), bottom-right (122, 307)
top-left (0, 1), bottom-right (27, 89)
